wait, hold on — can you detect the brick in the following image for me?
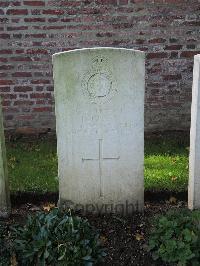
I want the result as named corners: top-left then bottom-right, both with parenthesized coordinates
top-left (184, 21), bottom-right (200, 26)
top-left (11, 18), bottom-right (21, 23)
top-left (31, 80), bottom-right (50, 84)
top-left (24, 17), bottom-right (45, 22)
top-left (96, 0), bottom-right (117, 4)
top-left (0, 2), bottom-right (9, 7)
top-left (26, 49), bottom-right (48, 54)
top-left (13, 34), bottom-right (22, 38)
top-left (14, 86), bottom-right (33, 92)
top-left (0, 18), bottom-right (9, 23)
top-left (7, 26), bottom-right (28, 31)
top-left (14, 100), bottom-right (34, 106)
top-left (170, 52), bottom-right (178, 59)
top-left (180, 51), bottom-right (200, 58)
top-left (33, 107), bottom-right (52, 112)
top-left (0, 80), bottom-right (14, 85)
top-left (23, 1), bottom-right (45, 6)
top-left (169, 38), bottom-right (178, 43)
top-left (163, 74), bottom-right (182, 81)
top-left (96, 32), bottom-right (114, 37)
top-left (35, 86), bottom-right (44, 91)
top-left (34, 72), bottom-right (44, 77)
top-left (0, 34), bottom-right (10, 39)
top-left (19, 94), bottom-right (28, 98)
top-left (186, 44), bottom-right (195, 49)
top-left (48, 18), bottom-right (59, 23)
top-left (0, 87), bottom-right (10, 92)
top-left (42, 9), bottom-right (64, 15)
top-left (31, 9), bottom-right (41, 15)
top-left (7, 9), bottom-right (28, 15)
top-left (0, 72), bottom-right (7, 78)
top-left (12, 72), bottom-right (32, 77)
top-left (46, 86), bottom-right (54, 91)
top-left (0, 50), bottom-right (13, 54)
top-left (164, 45), bottom-right (183, 50)
top-left (44, 26), bottom-right (66, 30)
top-left (119, 0), bottom-right (128, 4)
top-left (135, 39), bottom-right (145, 44)
top-left (58, 1), bottom-right (82, 6)
top-left (16, 115), bottom-right (34, 120)
top-left (2, 101), bottom-right (11, 107)
top-left (0, 94), bottom-right (17, 99)
top-left (36, 100), bottom-right (45, 104)
top-left (10, 56), bottom-right (32, 62)
top-left (3, 107), bottom-right (18, 112)
top-left (16, 49), bottom-right (25, 54)
top-left (149, 38), bottom-right (166, 44)
top-left (146, 52), bottom-right (168, 59)
top-left (5, 115), bottom-right (14, 120)
top-left (30, 93), bottom-right (51, 98)
top-left (10, 1), bottom-right (21, 6)
top-left (25, 33), bottom-right (46, 38)
top-left (0, 58), bottom-right (8, 63)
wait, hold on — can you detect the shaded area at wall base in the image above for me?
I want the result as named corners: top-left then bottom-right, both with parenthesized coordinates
top-left (10, 190), bottom-right (188, 207)
top-left (4, 129), bottom-right (190, 141)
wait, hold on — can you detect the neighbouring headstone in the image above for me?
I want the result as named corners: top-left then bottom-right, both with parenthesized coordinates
top-left (53, 48), bottom-right (145, 214)
top-left (189, 54), bottom-right (200, 210)
top-left (0, 98), bottom-right (10, 217)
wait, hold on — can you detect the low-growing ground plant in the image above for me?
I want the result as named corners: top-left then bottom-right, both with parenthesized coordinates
top-left (148, 209), bottom-right (200, 265)
top-left (10, 208), bottom-right (106, 266)
top-left (0, 209), bottom-right (106, 266)
top-left (0, 222), bottom-right (11, 266)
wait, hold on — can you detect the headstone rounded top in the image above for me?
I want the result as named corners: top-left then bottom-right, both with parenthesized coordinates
top-left (52, 47), bottom-right (145, 59)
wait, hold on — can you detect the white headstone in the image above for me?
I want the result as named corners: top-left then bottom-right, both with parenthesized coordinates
top-left (53, 48), bottom-right (145, 214)
top-left (0, 98), bottom-right (10, 217)
top-left (189, 54), bottom-right (200, 210)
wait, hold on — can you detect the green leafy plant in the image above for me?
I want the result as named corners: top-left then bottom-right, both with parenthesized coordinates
top-left (12, 208), bottom-right (106, 266)
top-left (148, 209), bottom-right (200, 265)
top-left (0, 222), bottom-right (11, 266)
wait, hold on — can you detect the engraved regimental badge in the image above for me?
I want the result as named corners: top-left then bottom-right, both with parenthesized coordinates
top-left (82, 56), bottom-right (117, 104)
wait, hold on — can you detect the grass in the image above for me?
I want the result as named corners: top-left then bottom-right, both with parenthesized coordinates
top-left (6, 135), bottom-right (189, 193)
top-left (7, 139), bottom-right (58, 193)
top-left (145, 135), bottom-right (189, 192)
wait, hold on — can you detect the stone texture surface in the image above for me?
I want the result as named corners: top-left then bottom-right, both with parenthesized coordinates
top-left (53, 48), bottom-right (145, 213)
top-left (0, 98), bottom-right (10, 217)
top-left (0, 1), bottom-right (200, 132)
top-left (188, 55), bottom-right (200, 210)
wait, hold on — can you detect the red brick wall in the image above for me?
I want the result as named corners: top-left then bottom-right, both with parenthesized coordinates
top-left (0, 0), bottom-right (200, 132)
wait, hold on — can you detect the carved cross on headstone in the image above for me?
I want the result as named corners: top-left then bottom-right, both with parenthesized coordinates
top-left (82, 139), bottom-right (120, 197)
